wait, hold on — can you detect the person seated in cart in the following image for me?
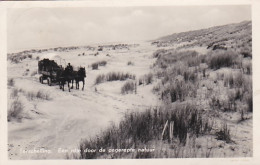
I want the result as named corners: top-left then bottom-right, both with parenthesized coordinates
top-left (66, 63), bottom-right (73, 72)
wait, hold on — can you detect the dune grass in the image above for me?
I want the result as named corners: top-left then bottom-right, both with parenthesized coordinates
top-left (78, 103), bottom-right (213, 159)
top-left (95, 72), bottom-right (136, 85)
top-left (91, 60), bottom-right (107, 70)
top-left (121, 81), bottom-right (137, 94)
top-left (8, 99), bottom-right (24, 122)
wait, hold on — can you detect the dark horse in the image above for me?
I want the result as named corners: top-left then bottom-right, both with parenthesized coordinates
top-left (58, 66), bottom-right (74, 92)
top-left (73, 67), bottom-right (86, 90)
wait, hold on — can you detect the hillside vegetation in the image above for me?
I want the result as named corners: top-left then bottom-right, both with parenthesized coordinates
top-left (153, 21), bottom-right (252, 57)
top-left (77, 21), bottom-right (252, 159)
top-left (7, 21), bottom-right (252, 159)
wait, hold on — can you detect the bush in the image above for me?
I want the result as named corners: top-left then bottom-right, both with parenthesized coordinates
top-left (106, 72), bottom-right (135, 82)
top-left (240, 49), bottom-right (252, 58)
top-left (26, 90), bottom-right (51, 100)
top-left (144, 73), bottom-right (153, 85)
top-left (127, 61), bottom-right (134, 66)
top-left (9, 57), bottom-right (20, 63)
top-left (91, 63), bottom-right (99, 70)
top-left (139, 73), bottom-right (154, 85)
top-left (121, 81), bottom-right (136, 94)
top-left (209, 95), bottom-right (221, 110)
top-left (98, 60), bottom-right (107, 66)
top-left (226, 90), bottom-right (237, 112)
top-left (91, 61), bottom-right (107, 70)
top-left (78, 104), bottom-right (213, 159)
top-left (37, 90), bottom-right (51, 100)
top-left (208, 50), bottom-right (238, 70)
top-left (10, 88), bottom-right (19, 98)
top-left (153, 49), bottom-right (167, 58)
top-left (8, 78), bottom-right (14, 87)
top-left (161, 80), bottom-right (197, 103)
top-left (95, 74), bottom-right (105, 84)
top-left (26, 91), bottom-right (36, 100)
top-left (242, 61), bottom-right (252, 75)
top-left (223, 72), bottom-right (246, 89)
top-left (155, 50), bottom-right (198, 68)
top-left (183, 69), bottom-right (197, 83)
top-left (8, 99), bottom-right (23, 121)
top-left (152, 50), bottom-right (200, 103)
top-left (246, 93), bottom-right (253, 112)
top-left (215, 123), bottom-right (232, 143)
top-left (95, 72), bottom-right (136, 85)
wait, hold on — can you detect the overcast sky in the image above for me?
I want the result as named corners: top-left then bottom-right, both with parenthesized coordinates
top-left (7, 5), bottom-right (251, 52)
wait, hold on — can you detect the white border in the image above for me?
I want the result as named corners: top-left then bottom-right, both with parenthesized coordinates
top-left (1, 0), bottom-right (259, 165)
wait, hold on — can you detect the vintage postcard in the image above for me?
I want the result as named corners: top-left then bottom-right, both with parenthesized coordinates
top-left (0, 0), bottom-right (260, 165)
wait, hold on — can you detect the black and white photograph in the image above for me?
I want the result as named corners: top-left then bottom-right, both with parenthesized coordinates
top-left (1, 1), bottom-right (259, 163)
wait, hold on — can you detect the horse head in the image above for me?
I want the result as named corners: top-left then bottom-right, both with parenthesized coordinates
top-left (78, 67), bottom-right (86, 78)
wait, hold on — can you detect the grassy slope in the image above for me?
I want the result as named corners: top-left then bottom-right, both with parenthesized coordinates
top-left (77, 21), bottom-right (252, 159)
top-left (154, 21), bottom-right (252, 56)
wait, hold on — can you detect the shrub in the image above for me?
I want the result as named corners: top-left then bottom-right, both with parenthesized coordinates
top-left (152, 50), bottom-right (200, 103)
top-left (91, 61), bottom-right (107, 70)
top-left (95, 74), bottom-right (105, 84)
top-left (9, 57), bottom-right (20, 63)
top-left (8, 99), bottom-right (23, 121)
top-left (26, 91), bottom-right (36, 100)
top-left (91, 63), bottom-right (99, 70)
top-left (183, 69), bottom-right (197, 83)
top-left (8, 78), bottom-right (14, 87)
top-left (234, 88), bottom-right (243, 101)
top-left (153, 49), bottom-right (167, 58)
top-left (145, 73), bottom-right (153, 85)
top-left (155, 50), bottom-right (198, 68)
top-left (207, 50), bottom-right (238, 70)
top-left (224, 74), bottom-right (233, 88)
top-left (106, 72), bottom-right (135, 82)
top-left (26, 90), bottom-right (51, 100)
top-left (226, 90), bottom-right (237, 112)
top-left (139, 73), bottom-right (154, 85)
top-left (240, 50), bottom-right (252, 58)
top-left (242, 60), bottom-right (252, 75)
top-left (215, 123), bottom-right (232, 143)
top-left (36, 56), bottom-right (40, 60)
top-left (98, 60), bottom-right (107, 66)
top-left (36, 90), bottom-right (51, 100)
top-left (95, 72), bottom-right (135, 85)
top-left (127, 61), bottom-right (134, 66)
top-left (121, 81), bottom-right (136, 94)
top-left (209, 96), bottom-right (221, 110)
top-left (224, 72), bottom-right (245, 89)
top-left (10, 88), bottom-right (19, 98)
top-left (161, 80), bottom-right (197, 103)
top-left (202, 69), bottom-right (206, 77)
top-left (78, 104), bottom-right (213, 159)
top-left (246, 93), bottom-right (253, 112)
top-left (185, 53), bottom-right (202, 67)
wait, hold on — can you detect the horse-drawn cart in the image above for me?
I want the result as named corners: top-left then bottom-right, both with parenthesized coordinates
top-left (38, 58), bottom-right (63, 86)
top-left (38, 58), bottom-right (86, 91)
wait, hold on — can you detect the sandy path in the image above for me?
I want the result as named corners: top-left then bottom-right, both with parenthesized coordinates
top-left (8, 41), bottom-right (160, 159)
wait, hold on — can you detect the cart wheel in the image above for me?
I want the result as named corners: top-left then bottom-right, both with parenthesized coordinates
top-left (39, 76), bottom-right (43, 84)
top-left (47, 77), bottom-right (52, 86)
